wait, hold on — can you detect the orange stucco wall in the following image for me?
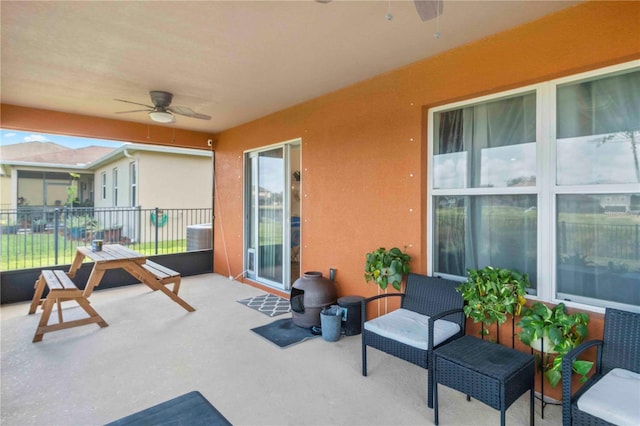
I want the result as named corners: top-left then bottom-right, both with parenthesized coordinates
top-left (213, 1), bottom-right (640, 299)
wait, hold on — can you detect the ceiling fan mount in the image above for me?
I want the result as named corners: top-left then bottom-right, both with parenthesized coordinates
top-left (115, 91), bottom-right (211, 124)
top-left (316, 0), bottom-right (443, 22)
top-left (149, 91), bottom-right (173, 109)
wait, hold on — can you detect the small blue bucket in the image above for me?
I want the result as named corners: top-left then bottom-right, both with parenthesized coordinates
top-left (320, 305), bottom-right (342, 342)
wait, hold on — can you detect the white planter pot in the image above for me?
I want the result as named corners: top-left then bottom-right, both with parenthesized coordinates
top-left (529, 333), bottom-right (558, 354)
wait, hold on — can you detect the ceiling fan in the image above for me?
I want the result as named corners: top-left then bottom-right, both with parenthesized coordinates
top-left (316, 0), bottom-right (443, 22)
top-left (114, 91), bottom-right (211, 124)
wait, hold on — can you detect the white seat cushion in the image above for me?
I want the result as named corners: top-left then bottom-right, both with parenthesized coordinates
top-left (363, 308), bottom-right (461, 350)
top-left (577, 368), bottom-right (640, 426)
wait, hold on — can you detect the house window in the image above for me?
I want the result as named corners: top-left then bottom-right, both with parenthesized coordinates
top-left (130, 161), bottom-right (137, 206)
top-left (554, 67), bottom-right (639, 309)
top-left (88, 177), bottom-right (94, 203)
top-left (112, 167), bottom-right (118, 207)
top-left (101, 172), bottom-right (107, 200)
top-left (429, 62), bottom-right (639, 312)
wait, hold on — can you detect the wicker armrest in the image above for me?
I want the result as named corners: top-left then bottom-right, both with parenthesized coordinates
top-left (361, 292), bottom-right (405, 327)
top-left (361, 292), bottom-right (405, 305)
top-left (564, 340), bottom-right (603, 366)
top-left (429, 307), bottom-right (465, 322)
top-left (561, 339), bottom-right (603, 426)
top-left (426, 307), bottom-right (465, 350)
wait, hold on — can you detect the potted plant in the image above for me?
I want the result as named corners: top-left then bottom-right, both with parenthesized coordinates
top-left (30, 218), bottom-right (46, 233)
top-left (364, 247), bottom-right (411, 291)
top-left (456, 266), bottom-right (529, 342)
top-left (64, 215), bottom-right (98, 240)
top-left (517, 302), bottom-right (593, 387)
top-left (0, 220), bottom-right (19, 235)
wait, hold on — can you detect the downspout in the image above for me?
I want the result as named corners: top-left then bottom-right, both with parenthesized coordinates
top-left (123, 148), bottom-right (139, 243)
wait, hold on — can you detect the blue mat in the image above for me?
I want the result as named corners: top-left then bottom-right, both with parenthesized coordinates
top-left (251, 317), bottom-right (319, 348)
top-left (105, 391), bottom-right (231, 426)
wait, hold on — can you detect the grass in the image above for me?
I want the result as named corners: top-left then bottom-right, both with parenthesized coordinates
top-left (1, 232), bottom-right (188, 271)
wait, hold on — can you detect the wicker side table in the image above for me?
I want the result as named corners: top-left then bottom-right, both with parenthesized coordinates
top-left (433, 335), bottom-right (535, 426)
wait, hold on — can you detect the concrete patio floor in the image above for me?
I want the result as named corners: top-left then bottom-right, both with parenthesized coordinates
top-left (1, 273), bottom-right (562, 425)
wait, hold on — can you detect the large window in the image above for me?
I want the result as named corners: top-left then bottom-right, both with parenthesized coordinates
top-left (429, 62), bottom-right (639, 312)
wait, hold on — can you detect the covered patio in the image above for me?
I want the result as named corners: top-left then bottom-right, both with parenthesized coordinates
top-left (1, 274), bottom-right (561, 425)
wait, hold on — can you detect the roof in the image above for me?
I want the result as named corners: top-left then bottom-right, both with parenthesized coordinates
top-left (0, 142), bottom-right (115, 166)
top-left (0, 141), bottom-right (212, 172)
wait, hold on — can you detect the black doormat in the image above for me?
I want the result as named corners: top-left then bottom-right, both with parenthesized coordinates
top-left (250, 318), bottom-right (319, 348)
top-left (237, 293), bottom-right (290, 317)
top-left (106, 391), bottom-right (231, 426)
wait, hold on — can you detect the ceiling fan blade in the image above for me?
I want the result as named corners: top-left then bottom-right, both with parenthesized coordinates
top-left (414, 0), bottom-right (443, 21)
top-left (167, 106), bottom-right (212, 120)
top-left (114, 98), bottom-right (154, 109)
top-left (115, 109), bottom-right (151, 114)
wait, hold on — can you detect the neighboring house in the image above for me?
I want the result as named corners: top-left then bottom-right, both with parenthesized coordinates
top-left (88, 144), bottom-right (212, 210)
top-left (0, 142), bottom-right (212, 242)
top-left (0, 142), bottom-right (112, 209)
top-left (87, 144), bottom-right (213, 242)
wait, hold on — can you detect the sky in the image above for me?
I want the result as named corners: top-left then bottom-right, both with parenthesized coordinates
top-left (0, 129), bottom-right (124, 149)
top-left (434, 132), bottom-right (639, 188)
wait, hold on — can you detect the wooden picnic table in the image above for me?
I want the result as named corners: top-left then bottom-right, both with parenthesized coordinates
top-left (68, 244), bottom-right (195, 312)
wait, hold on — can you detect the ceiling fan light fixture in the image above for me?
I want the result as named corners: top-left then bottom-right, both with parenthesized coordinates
top-left (149, 110), bottom-right (175, 123)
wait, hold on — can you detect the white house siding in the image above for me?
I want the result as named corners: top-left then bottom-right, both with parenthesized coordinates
top-left (1, 174), bottom-right (13, 209)
top-left (91, 148), bottom-right (212, 244)
top-left (137, 151), bottom-right (211, 209)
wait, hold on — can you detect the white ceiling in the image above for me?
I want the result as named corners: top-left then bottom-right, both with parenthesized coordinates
top-left (1, 0), bottom-right (580, 134)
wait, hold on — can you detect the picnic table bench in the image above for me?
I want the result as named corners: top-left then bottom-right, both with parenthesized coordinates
top-left (28, 270), bottom-right (108, 342)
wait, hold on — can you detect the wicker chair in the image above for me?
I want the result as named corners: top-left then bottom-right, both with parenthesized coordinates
top-left (562, 308), bottom-right (640, 426)
top-left (361, 273), bottom-right (465, 408)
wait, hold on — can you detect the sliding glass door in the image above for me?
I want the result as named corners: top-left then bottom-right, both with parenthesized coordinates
top-left (245, 140), bottom-right (300, 290)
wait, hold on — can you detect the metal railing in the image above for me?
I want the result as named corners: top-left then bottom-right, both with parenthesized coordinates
top-left (0, 206), bottom-right (212, 271)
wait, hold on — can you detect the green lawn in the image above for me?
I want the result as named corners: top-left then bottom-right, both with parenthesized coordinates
top-left (1, 233), bottom-right (188, 271)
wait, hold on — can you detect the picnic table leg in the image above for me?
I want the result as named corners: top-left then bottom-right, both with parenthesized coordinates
top-left (28, 275), bottom-right (46, 315)
top-left (83, 267), bottom-right (105, 297)
top-left (171, 277), bottom-right (181, 295)
top-left (33, 299), bottom-right (55, 343)
top-left (67, 251), bottom-right (85, 278)
top-left (75, 298), bottom-right (109, 328)
top-left (125, 264), bottom-right (195, 312)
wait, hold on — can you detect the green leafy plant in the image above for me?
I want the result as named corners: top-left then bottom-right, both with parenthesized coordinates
top-left (457, 266), bottom-right (529, 336)
top-left (517, 302), bottom-right (592, 387)
top-left (364, 247), bottom-right (411, 291)
top-left (65, 172), bottom-right (81, 207)
top-left (65, 215), bottom-right (98, 229)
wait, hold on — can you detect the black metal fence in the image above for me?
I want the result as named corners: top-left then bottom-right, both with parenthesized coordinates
top-left (0, 206), bottom-right (212, 271)
top-left (558, 221), bottom-right (640, 266)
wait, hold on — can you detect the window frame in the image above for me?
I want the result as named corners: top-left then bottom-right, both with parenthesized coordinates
top-left (129, 161), bottom-right (137, 207)
top-left (427, 60), bottom-right (640, 314)
top-left (101, 172), bottom-right (107, 200)
top-left (112, 167), bottom-right (118, 207)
